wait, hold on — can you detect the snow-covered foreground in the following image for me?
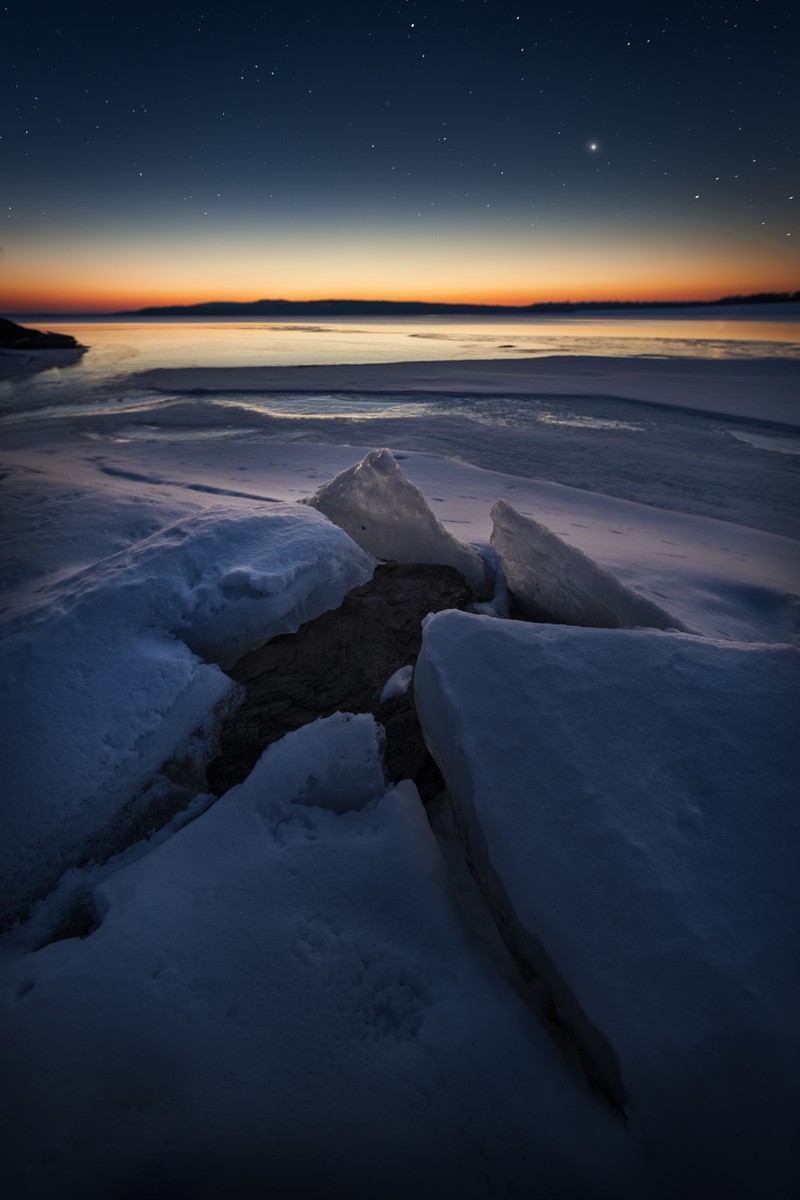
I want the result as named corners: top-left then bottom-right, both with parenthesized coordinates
top-left (2, 712), bottom-right (649, 1200)
top-left (1, 353), bottom-right (798, 1197)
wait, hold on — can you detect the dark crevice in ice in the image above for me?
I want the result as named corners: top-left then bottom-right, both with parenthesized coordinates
top-left (13, 531), bottom-right (626, 1112)
top-left (3, 563), bottom-right (468, 946)
top-left (506, 591), bottom-right (563, 624)
top-left (205, 561), bottom-right (474, 801)
top-left (202, 548), bottom-right (626, 1116)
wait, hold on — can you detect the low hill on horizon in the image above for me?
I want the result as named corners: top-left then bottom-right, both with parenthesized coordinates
top-left (115, 292), bottom-right (799, 319)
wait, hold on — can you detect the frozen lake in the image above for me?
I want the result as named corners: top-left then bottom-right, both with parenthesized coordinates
top-left (2, 306), bottom-right (800, 403)
top-left (2, 310), bottom-right (799, 1199)
top-left (3, 310), bottom-right (799, 537)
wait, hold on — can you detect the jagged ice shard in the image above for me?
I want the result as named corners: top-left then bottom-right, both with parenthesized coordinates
top-left (306, 448), bottom-right (489, 594)
top-left (491, 498), bottom-right (691, 629)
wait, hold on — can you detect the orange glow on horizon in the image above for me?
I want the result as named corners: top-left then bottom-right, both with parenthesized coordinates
top-left (2, 225), bottom-right (797, 313)
top-left (4, 274), bottom-right (798, 314)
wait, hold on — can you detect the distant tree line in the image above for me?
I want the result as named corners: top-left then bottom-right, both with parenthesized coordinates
top-left (115, 292), bottom-right (799, 318)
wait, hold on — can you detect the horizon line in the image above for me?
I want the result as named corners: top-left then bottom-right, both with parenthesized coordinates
top-left (7, 290), bottom-right (800, 320)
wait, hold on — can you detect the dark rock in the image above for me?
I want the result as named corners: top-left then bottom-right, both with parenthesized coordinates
top-left (0, 316), bottom-right (81, 349)
top-left (206, 562), bottom-right (474, 799)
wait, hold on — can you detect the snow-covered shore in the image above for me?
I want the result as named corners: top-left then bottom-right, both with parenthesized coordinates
top-left (1, 352), bottom-right (798, 1197)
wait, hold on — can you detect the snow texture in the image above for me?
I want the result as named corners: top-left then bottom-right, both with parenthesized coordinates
top-left (491, 498), bottom-right (691, 630)
top-left (0, 713), bottom-right (647, 1200)
top-left (0, 504), bottom-right (375, 929)
top-left (306, 448), bottom-right (489, 593)
top-left (284, 711), bottom-right (387, 814)
top-left (414, 609), bottom-right (800, 1197)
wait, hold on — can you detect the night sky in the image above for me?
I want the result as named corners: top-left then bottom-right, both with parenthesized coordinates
top-left (3, 0), bottom-right (798, 312)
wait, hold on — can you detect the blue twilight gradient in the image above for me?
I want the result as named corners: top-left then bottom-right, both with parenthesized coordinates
top-left (2, 0), bottom-right (798, 308)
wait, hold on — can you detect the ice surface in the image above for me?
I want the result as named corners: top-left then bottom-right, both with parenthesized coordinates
top-left (0, 504), bottom-right (375, 928)
top-left (5, 432), bottom-right (793, 642)
top-left (135, 354), bottom-right (800, 426)
top-left (0, 713), bottom-right (649, 1200)
top-left (306, 448), bottom-right (488, 592)
top-left (491, 498), bottom-right (691, 629)
top-left (0, 347), bottom-right (86, 378)
top-left (414, 609), bottom-right (800, 1196)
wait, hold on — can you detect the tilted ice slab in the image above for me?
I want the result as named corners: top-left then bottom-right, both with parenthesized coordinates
top-left (0, 713), bottom-right (650, 1199)
top-left (491, 499), bottom-right (691, 630)
top-left (415, 610), bottom-right (800, 1196)
top-left (306, 448), bottom-right (488, 593)
top-left (0, 504), bottom-right (375, 929)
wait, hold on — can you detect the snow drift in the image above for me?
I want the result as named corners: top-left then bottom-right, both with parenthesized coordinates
top-left (0, 504), bottom-right (376, 929)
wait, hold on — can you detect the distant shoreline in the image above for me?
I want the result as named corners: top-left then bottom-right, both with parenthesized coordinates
top-left (6, 292), bottom-right (799, 322)
top-left (116, 292), bottom-right (800, 319)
